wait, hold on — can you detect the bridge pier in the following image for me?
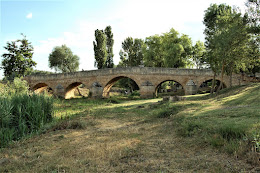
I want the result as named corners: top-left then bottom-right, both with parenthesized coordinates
top-left (139, 81), bottom-right (155, 99)
top-left (90, 83), bottom-right (103, 98)
top-left (185, 79), bottom-right (197, 95)
top-left (55, 84), bottom-right (66, 98)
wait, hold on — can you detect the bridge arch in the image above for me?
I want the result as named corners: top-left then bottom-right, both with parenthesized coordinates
top-left (32, 83), bottom-right (53, 94)
top-left (103, 76), bottom-right (140, 97)
top-left (155, 80), bottom-right (185, 97)
top-left (198, 78), bottom-right (227, 94)
top-left (65, 82), bottom-right (89, 99)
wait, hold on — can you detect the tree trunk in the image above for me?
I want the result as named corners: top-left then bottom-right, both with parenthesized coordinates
top-left (229, 71), bottom-right (233, 88)
top-left (211, 71), bottom-right (216, 95)
top-left (217, 62), bottom-right (225, 94)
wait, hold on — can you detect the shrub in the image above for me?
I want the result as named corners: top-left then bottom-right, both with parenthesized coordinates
top-left (177, 121), bottom-right (203, 137)
top-left (0, 77), bottom-right (29, 97)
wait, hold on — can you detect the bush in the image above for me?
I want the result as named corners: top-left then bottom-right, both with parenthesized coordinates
top-left (130, 90), bottom-right (140, 96)
top-left (0, 93), bottom-right (54, 147)
top-left (0, 77), bottom-right (29, 97)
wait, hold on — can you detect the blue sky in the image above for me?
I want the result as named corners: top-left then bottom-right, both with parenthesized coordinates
top-left (0, 0), bottom-right (246, 79)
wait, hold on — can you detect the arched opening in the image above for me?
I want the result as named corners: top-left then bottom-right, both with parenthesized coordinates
top-left (198, 79), bottom-right (227, 94)
top-left (103, 76), bottom-right (140, 98)
top-left (33, 83), bottom-right (53, 95)
top-left (155, 80), bottom-right (184, 97)
top-left (65, 82), bottom-right (89, 99)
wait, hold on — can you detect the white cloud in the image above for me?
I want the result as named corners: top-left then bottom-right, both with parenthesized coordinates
top-left (26, 12), bottom-right (32, 19)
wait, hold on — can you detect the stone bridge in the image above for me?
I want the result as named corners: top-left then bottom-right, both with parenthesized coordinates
top-left (24, 67), bottom-right (253, 99)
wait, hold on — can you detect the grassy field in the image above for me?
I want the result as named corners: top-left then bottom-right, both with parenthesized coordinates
top-left (0, 83), bottom-right (259, 172)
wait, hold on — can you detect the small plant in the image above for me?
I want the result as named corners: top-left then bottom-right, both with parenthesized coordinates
top-left (157, 110), bottom-right (173, 118)
top-left (177, 121), bottom-right (203, 137)
top-left (252, 132), bottom-right (260, 153)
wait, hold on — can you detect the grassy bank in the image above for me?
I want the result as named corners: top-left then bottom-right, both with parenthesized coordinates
top-left (167, 83), bottom-right (260, 165)
top-left (0, 83), bottom-right (259, 172)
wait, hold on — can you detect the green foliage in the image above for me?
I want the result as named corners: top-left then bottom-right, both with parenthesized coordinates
top-left (0, 94), bottom-right (54, 147)
top-left (252, 132), bottom-right (260, 152)
top-left (119, 37), bottom-right (144, 67)
top-left (245, 0), bottom-right (260, 74)
top-left (93, 29), bottom-right (107, 69)
top-left (142, 28), bottom-right (193, 68)
top-left (0, 79), bottom-right (54, 147)
top-left (191, 41), bottom-right (207, 69)
top-left (130, 90), bottom-right (140, 96)
top-left (48, 44), bottom-right (79, 73)
top-left (143, 35), bottom-right (164, 67)
top-left (218, 125), bottom-right (246, 141)
top-left (0, 77), bottom-right (29, 97)
top-left (203, 4), bottom-right (253, 91)
top-left (1, 34), bottom-right (37, 80)
top-left (162, 29), bottom-right (193, 68)
top-left (105, 26), bottom-right (114, 68)
top-left (113, 77), bottom-right (139, 91)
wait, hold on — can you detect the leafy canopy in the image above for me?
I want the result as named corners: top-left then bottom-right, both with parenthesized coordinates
top-left (48, 44), bottom-right (79, 73)
top-left (119, 37), bottom-right (144, 67)
top-left (1, 34), bottom-right (36, 80)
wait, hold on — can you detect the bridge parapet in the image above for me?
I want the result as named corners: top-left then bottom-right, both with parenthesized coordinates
top-left (25, 67), bottom-right (216, 81)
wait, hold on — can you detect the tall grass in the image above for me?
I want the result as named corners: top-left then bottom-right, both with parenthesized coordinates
top-left (0, 78), bottom-right (54, 147)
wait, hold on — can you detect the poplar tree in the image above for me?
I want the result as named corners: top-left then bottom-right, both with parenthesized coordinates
top-left (105, 26), bottom-right (114, 68)
top-left (93, 29), bottom-right (107, 69)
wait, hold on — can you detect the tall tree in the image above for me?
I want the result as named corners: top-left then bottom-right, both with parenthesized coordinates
top-left (48, 44), bottom-right (79, 73)
top-left (1, 34), bottom-right (36, 80)
top-left (105, 26), bottom-right (114, 68)
top-left (204, 4), bottom-right (251, 92)
top-left (93, 29), bottom-right (107, 69)
top-left (119, 37), bottom-right (144, 67)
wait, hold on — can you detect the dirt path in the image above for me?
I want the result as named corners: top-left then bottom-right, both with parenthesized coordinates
top-left (0, 104), bottom-right (256, 172)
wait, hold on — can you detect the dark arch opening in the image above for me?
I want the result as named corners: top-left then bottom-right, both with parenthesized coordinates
top-left (155, 80), bottom-right (184, 97)
top-left (198, 79), bottom-right (227, 94)
top-left (65, 82), bottom-right (89, 99)
top-left (33, 83), bottom-right (53, 95)
top-left (103, 76), bottom-right (140, 98)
